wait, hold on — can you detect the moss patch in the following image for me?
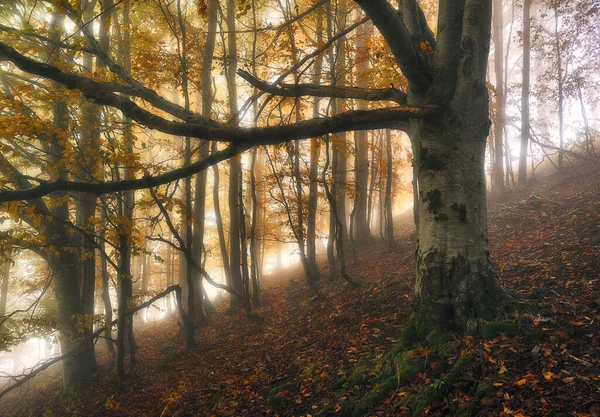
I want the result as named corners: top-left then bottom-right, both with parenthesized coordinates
top-left (352, 363), bottom-right (420, 417)
top-left (409, 353), bottom-right (475, 416)
top-left (425, 189), bottom-right (443, 214)
top-left (482, 321), bottom-right (519, 340)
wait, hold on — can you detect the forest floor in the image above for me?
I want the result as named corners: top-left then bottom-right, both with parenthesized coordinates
top-left (2, 160), bottom-right (600, 417)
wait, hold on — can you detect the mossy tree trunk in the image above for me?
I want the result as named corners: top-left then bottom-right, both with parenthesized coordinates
top-left (358, 0), bottom-right (511, 331)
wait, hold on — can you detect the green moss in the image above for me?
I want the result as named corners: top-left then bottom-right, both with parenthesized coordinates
top-left (466, 318), bottom-right (483, 335)
top-left (352, 362), bottom-right (421, 417)
top-left (267, 382), bottom-right (296, 412)
top-left (335, 365), bottom-right (368, 388)
top-left (428, 331), bottom-right (453, 348)
top-left (420, 148), bottom-right (448, 172)
top-left (475, 380), bottom-right (493, 398)
top-left (268, 381), bottom-right (295, 397)
top-left (351, 376), bottom-right (398, 417)
top-left (482, 321), bottom-right (519, 340)
top-left (410, 354), bottom-right (475, 416)
top-left (425, 189), bottom-right (443, 214)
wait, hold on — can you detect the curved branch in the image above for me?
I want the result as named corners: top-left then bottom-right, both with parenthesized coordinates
top-left (0, 41), bottom-right (433, 144)
top-left (237, 69), bottom-right (407, 103)
top-left (355, 0), bottom-right (431, 92)
top-left (0, 143), bottom-right (248, 202)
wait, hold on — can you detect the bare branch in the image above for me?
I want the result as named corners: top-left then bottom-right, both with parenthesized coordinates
top-left (237, 69), bottom-right (407, 103)
top-left (0, 143), bottom-right (248, 202)
top-left (0, 285), bottom-right (180, 399)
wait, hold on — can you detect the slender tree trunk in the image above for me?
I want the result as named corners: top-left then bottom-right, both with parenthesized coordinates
top-left (226, 0), bottom-right (244, 306)
top-left (307, 5), bottom-right (324, 280)
top-left (366, 131), bottom-right (378, 233)
top-left (191, 0), bottom-right (217, 323)
top-left (333, 0), bottom-right (348, 238)
top-left (578, 86), bottom-right (594, 155)
top-left (0, 261), bottom-right (9, 320)
top-left (212, 142), bottom-right (232, 290)
top-left (326, 1), bottom-right (338, 280)
top-left (249, 146), bottom-right (260, 304)
top-left (492, 0), bottom-right (505, 195)
top-left (519, 0), bottom-right (531, 183)
top-left (176, 0), bottom-right (198, 345)
top-left (384, 129), bottom-right (394, 248)
top-left (353, 20), bottom-right (373, 243)
top-left (99, 206), bottom-right (115, 357)
top-left (554, 7), bottom-right (564, 168)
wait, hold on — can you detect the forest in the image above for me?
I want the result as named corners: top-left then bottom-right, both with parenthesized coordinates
top-left (0, 0), bottom-right (599, 416)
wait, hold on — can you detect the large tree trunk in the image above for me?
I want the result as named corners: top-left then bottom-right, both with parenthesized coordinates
top-left (46, 9), bottom-right (96, 391)
top-left (49, 247), bottom-right (97, 390)
top-left (403, 1), bottom-right (511, 330)
top-left (77, 0), bottom-right (100, 365)
top-left (411, 117), bottom-right (508, 329)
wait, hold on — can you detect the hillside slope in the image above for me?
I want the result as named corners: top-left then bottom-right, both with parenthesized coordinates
top-left (2, 161), bottom-right (600, 417)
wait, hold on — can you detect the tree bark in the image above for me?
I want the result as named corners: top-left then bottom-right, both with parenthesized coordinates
top-left (0, 261), bottom-right (9, 321)
top-left (519, 0), bottom-right (531, 183)
top-left (492, 0), bottom-right (505, 195)
top-left (384, 129), bottom-right (394, 248)
top-left (307, 5), bottom-right (323, 281)
top-left (191, 0), bottom-right (217, 323)
top-left (554, 6), bottom-right (565, 168)
top-left (77, 0), bottom-right (99, 367)
top-left (402, 0), bottom-right (510, 330)
top-left (226, 0), bottom-right (244, 306)
top-left (353, 20), bottom-right (373, 243)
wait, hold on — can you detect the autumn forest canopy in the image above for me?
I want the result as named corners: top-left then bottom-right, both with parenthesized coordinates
top-left (0, 0), bottom-right (599, 416)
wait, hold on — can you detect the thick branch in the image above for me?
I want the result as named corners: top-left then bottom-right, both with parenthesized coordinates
top-left (0, 143), bottom-right (248, 202)
top-left (355, 0), bottom-right (431, 92)
top-left (0, 41), bottom-right (433, 145)
top-left (237, 69), bottom-right (407, 104)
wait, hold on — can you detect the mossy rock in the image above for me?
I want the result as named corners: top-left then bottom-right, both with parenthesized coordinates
top-left (482, 321), bottom-right (519, 340)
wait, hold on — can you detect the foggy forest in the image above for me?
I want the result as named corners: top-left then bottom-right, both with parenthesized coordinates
top-left (0, 0), bottom-right (599, 416)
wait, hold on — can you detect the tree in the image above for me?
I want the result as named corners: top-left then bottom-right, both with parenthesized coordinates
top-left (492, 0), bottom-right (505, 195)
top-left (519, 0), bottom-right (531, 183)
top-left (0, 0), bottom-right (511, 382)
